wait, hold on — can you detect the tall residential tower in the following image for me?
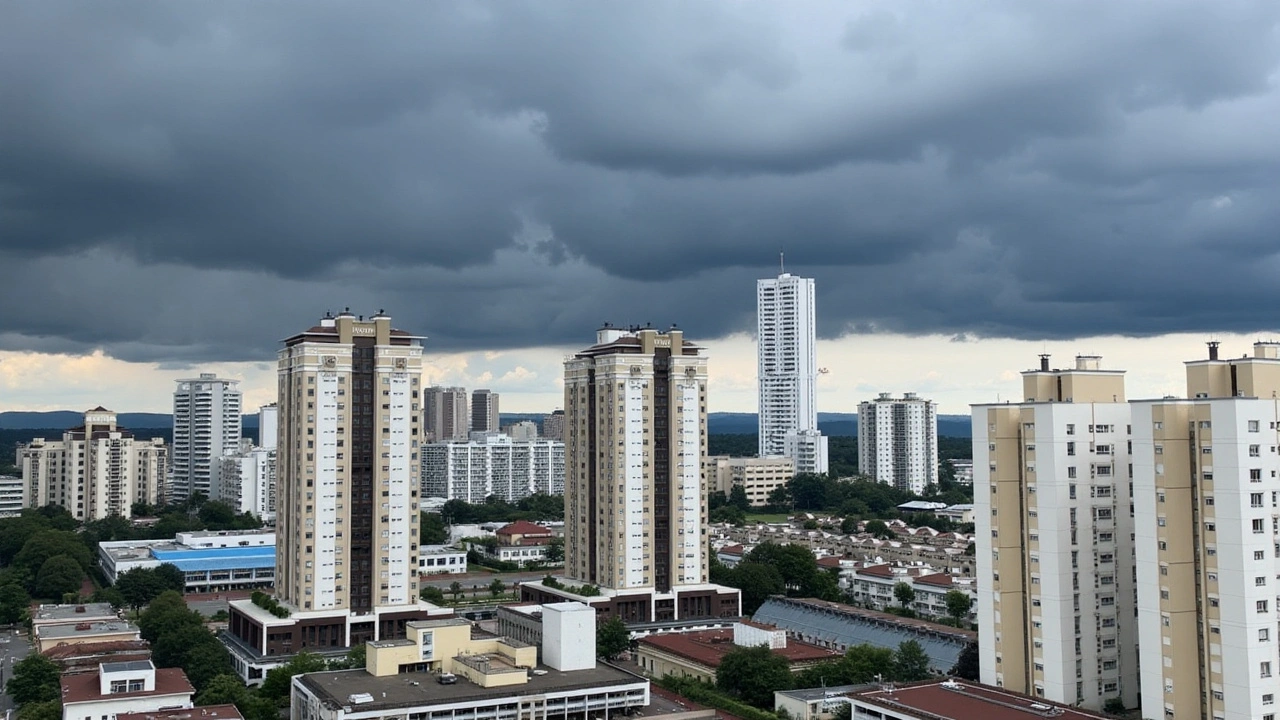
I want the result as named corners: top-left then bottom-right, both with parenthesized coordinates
top-left (423, 386), bottom-right (469, 442)
top-left (170, 373), bottom-right (241, 502)
top-left (521, 325), bottom-right (739, 621)
top-left (858, 392), bottom-right (939, 495)
top-left (470, 389), bottom-right (500, 433)
top-left (973, 355), bottom-right (1138, 712)
top-left (757, 272), bottom-right (827, 473)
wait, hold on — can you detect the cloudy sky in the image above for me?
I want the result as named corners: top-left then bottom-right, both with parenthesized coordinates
top-left (3, 1), bottom-right (1280, 416)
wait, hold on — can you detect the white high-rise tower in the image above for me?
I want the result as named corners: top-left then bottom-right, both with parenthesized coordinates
top-left (170, 373), bottom-right (242, 502)
top-left (757, 271), bottom-right (827, 472)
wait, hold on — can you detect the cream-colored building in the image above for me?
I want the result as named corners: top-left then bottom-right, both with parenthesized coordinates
top-left (20, 409), bottom-right (167, 520)
top-left (708, 455), bottom-right (794, 507)
top-left (275, 311), bottom-right (423, 613)
top-left (1133, 342), bottom-right (1280, 720)
top-left (973, 355), bottom-right (1138, 712)
top-left (563, 325), bottom-right (709, 592)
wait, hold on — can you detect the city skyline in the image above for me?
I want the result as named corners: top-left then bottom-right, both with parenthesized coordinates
top-left (4, 2), bottom-right (1280, 422)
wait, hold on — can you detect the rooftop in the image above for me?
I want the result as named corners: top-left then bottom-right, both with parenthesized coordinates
top-left (296, 663), bottom-right (645, 713)
top-left (34, 603), bottom-right (118, 623)
top-left (496, 520), bottom-right (553, 536)
top-left (776, 684), bottom-right (872, 702)
top-left (639, 628), bottom-right (836, 669)
top-left (61, 667), bottom-right (194, 705)
top-left (852, 680), bottom-right (1111, 720)
top-left (42, 639), bottom-right (152, 661)
top-left (39, 620), bottom-right (139, 640)
top-left (117, 705), bottom-right (243, 720)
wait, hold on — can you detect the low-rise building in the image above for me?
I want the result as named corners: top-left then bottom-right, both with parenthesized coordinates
top-left (32, 603), bottom-right (120, 632)
top-left (843, 679), bottom-right (1112, 720)
top-left (475, 520), bottom-right (556, 567)
top-left (44, 640), bottom-right (153, 675)
top-left (117, 706), bottom-right (242, 720)
top-left (99, 530), bottom-right (275, 593)
top-left (291, 603), bottom-right (650, 720)
top-left (418, 545), bottom-right (468, 575)
top-left (843, 563), bottom-right (976, 623)
top-left (59, 661), bottom-right (194, 720)
top-left (635, 622), bottom-right (837, 683)
top-left (708, 456), bottom-right (795, 507)
top-left (774, 684), bottom-right (870, 720)
top-left (37, 620), bottom-right (141, 654)
top-left (0, 474), bottom-right (24, 515)
top-left (753, 597), bottom-right (974, 675)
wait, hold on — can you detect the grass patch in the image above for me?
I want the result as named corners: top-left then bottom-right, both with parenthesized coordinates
top-left (744, 513), bottom-right (792, 523)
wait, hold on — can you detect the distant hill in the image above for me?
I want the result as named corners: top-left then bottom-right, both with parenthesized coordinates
top-left (0, 411), bottom-right (260, 430)
top-left (707, 412), bottom-right (972, 437)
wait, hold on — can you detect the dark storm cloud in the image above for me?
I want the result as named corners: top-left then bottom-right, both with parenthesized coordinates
top-left (2, 0), bottom-right (1280, 362)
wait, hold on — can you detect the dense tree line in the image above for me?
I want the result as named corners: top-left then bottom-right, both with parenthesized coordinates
top-left (436, 494), bottom-right (564, 525)
top-left (710, 542), bottom-right (841, 614)
top-left (707, 433), bottom-right (973, 467)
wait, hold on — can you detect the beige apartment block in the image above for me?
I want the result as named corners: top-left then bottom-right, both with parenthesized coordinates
top-left (423, 386), bottom-right (469, 442)
top-left (973, 355), bottom-right (1138, 712)
top-left (275, 310), bottom-right (423, 613)
top-left (20, 409), bottom-right (167, 520)
top-left (1133, 342), bottom-right (1280, 720)
top-left (563, 324), bottom-right (710, 592)
top-left (708, 455), bottom-right (795, 507)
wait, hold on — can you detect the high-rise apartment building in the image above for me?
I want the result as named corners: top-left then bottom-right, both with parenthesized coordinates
top-left (1132, 342), bottom-right (1280, 720)
top-left (170, 373), bottom-right (242, 503)
top-left (222, 311), bottom-right (450, 685)
top-left (20, 408), bottom-right (167, 520)
top-left (215, 404), bottom-right (279, 521)
top-left (423, 386), bottom-right (468, 442)
top-left (471, 389), bottom-right (500, 433)
top-left (422, 434), bottom-right (564, 503)
top-left (273, 310), bottom-right (422, 612)
top-left (520, 325), bottom-right (739, 622)
top-left (543, 410), bottom-right (566, 442)
top-left (757, 272), bottom-right (827, 471)
top-left (858, 392), bottom-right (939, 494)
top-left (973, 355), bottom-right (1138, 712)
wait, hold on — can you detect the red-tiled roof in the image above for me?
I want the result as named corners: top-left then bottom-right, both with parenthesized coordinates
top-left (496, 520), bottom-right (552, 537)
top-left (914, 573), bottom-right (954, 588)
top-left (852, 680), bottom-right (1110, 720)
top-left (117, 705), bottom-right (243, 720)
top-left (816, 556), bottom-right (844, 569)
top-left (639, 628), bottom-right (836, 670)
top-left (718, 544), bottom-right (744, 555)
top-left (855, 564), bottom-right (894, 578)
top-left (61, 668), bottom-right (195, 705)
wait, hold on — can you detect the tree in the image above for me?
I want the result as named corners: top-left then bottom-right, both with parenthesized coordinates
top-left (893, 640), bottom-right (932, 682)
top-left (728, 562), bottom-right (785, 615)
top-left (448, 581), bottom-right (463, 599)
top-left (195, 674), bottom-right (251, 708)
top-left (545, 536), bottom-right (565, 563)
top-left (841, 644), bottom-right (898, 684)
top-left (183, 641), bottom-right (234, 692)
top-left (420, 512), bottom-right (448, 544)
top-left (743, 543), bottom-right (819, 593)
top-left (864, 519), bottom-right (894, 539)
top-left (716, 645), bottom-right (793, 708)
top-left (420, 586), bottom-right (446, 604)
top-left (893, 581), bottom-right (916, 609)
top-left (154, 563), bottom-right (187, 593)
top-left (0, 582), bottom-right (32, 624)
top-left (34, 556), bottom-right (84, 599)
top-left (16, 701), bottom-right (62, 720)
top-left (944, 589), bottom-right (973, 624)
top-left (789, 474), bottom-right (830, 510)
top-left (948, 643), bottom-right (979, 681)
top-left (90, 586), bottom-right (127, 609)
top-left (489, 578), bottom-right (506, 597)
top-left (14, 530), bottom-right (92, 578)
top-left (840, 516), bottom-right (858, 534)
top-left (596, 616), bottom-right (630, 660)
top-left (139, 590), bottom-right (202, 642)
top-left (258, 652), bottom-right (329, 708)
top-left (1103, 697), bottom-right (1127, 715)
top-left (6, 654), bottom-right (61, 704)
top-left (728, 485), bottom-right (751, 512)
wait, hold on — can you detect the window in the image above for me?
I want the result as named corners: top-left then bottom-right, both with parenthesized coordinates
top-left (1254, 518), bottom-right (1266, 534)
top-left (1250, 420), bottom-right (1261, 432)
top-left (1068, 466), bottom-right (1078, 479)
top-left (1252, 469), bottom-right (1264, 481)
top-left (110, 681), bottom-right (127, 694)
top-left (1067, 423), bottom-right (1076, 435)
top-left (1262, 628), bottom-right (1271, 642)
top-left (1263, 662), bottom-right (1273, 678)
top-left (1266, 695), bottom-right (1275, 706)
top-left (1259, 577), bottom-right (1269, 587)
top-left (1257, 550), bottom-right (1267, 560)
top-left (1200, 421), bottom-right (1212, 429)
top-left (1253, 493), bottom-right (1265, 508)
top-left (1251, 445), bottom-right (1262, 457)
top-left (1259, 600), bottom-right (1269, 613)
top-left (1202, 447), bottom-right (1213, 454)
top-left (1067, 442), bottom-right (1076, 456)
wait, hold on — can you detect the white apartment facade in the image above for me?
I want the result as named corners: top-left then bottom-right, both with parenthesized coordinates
top-left (1132, 342), bottom-right (1280, 720)
top-left (215, 405), bottom-right (279, 521)
top-left (170, 373), bottom-right (242, 503)
top-left (0, 474), bottom-right (23, 515)
top-left (757, 272), bottom-right (827, 471)
top-left (421, 434), bottom-right (565, 503)
top-left (859, 393), bottom-right (938, 494)
top-left (20, 409), bottom-right (167, 520)
top-left (973, 355), bottom-right (1138, 712)
top-left (785, 429), bottom-right (830, 475)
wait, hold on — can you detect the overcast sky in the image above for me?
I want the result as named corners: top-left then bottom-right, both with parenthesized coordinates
top-left (3, 1), bottom-right (1280, 415)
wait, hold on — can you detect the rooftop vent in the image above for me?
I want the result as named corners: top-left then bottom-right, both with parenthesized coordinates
top-left (348, 694), bottom-right (374, 705)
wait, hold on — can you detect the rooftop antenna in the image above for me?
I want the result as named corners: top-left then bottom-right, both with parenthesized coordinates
top-left (780, 251), bottom-right (785, 274)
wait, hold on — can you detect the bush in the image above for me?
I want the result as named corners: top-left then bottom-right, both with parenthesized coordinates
top-left (250, 591), bottom-right (289, 618)
top-left (658, 676), bottom-right (780, 720)
top-left (541, 575), bottom-right (600, 597)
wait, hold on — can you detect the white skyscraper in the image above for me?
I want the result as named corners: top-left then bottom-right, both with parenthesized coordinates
top-left (757, 272), bottom-right (826, 470)
top-left (170, 373), bottom-right (242, 503)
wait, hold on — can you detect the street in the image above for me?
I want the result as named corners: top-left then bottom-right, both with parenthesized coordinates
top-left (0, 627), bottom-right (33, 716)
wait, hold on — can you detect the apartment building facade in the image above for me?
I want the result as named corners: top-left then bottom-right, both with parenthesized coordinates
top-left (20, 408), bottom-right (167, 520)
top-left (859, 392), bottom-right (938, 494)
top-left (423, 386), bottom-right (468, 442)
top-left (421, 433), bottom-right (565, 502)
top-left (170, 373), bottom-right (242, 502)
top-left (973, 355), bottom-right (1138, 712)
top-left (757, 272), bottom-right (827, 472)
top-left (708, 455), bottom-right (795, 507)
top-left (471, 389), bottom-right (500, 433)
top-left (1132, 341), bottom-right (1280, 720)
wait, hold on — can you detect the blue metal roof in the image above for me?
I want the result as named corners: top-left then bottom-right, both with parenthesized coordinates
top-left (152, 544), bottom-right (275, 573)
top-left (752, 598), bottom-right (970, 673)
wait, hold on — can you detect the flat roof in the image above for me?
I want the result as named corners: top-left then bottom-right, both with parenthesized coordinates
top-left (639, 628), bottom-right (836, 669)
top-left (296, 663), bottom-right (645, 713)
top-left (34, 604), bottom-right (117, 622)
top-left (117, 704), bottom-right (243, 720)
top-left (777, 684), bottom-right (871, 702)
top-left (852, 680), bottom-right (1111, 720)
top-left (102, 660), bottom-right (154, 673)
top-left (39, 621), bottom-right (138, 639)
